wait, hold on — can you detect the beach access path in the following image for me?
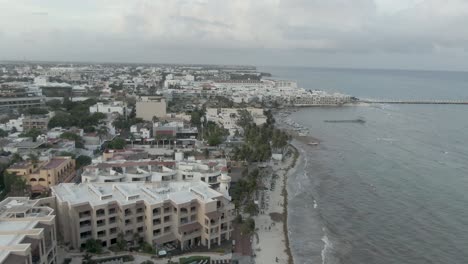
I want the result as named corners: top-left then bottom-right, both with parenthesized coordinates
top-left (252, 150), bottom-right (297, 264)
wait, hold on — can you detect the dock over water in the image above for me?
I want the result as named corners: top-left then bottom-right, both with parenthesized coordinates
top-left (360, 99), bottom-right (468, 105)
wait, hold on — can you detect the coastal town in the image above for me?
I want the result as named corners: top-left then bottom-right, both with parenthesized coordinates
top-left (0, 62), bottom-right (352, 264)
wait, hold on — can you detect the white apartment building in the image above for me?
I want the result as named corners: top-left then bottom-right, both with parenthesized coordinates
top-left (0, 197), bottom-right (58, 264)
top-left (81, 158), bottom-right (228, 187)
top-left (89, 101), bottom-right (128, 116)
top-left (0, 115), bottom-right (24, 132)
top-left (81, 160), bottom-right (176, 183)
top-left (52, 181), bottom-right (234, 251)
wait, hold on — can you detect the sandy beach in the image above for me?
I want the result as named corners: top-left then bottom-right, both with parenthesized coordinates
top-left (252, 145), bottom-right (299, 264)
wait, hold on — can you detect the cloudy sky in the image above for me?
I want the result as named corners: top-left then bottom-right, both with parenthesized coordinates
top-left (1, 0), bottom-right (468, 70)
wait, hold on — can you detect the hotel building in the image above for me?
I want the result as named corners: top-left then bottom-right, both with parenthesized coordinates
top-left (0, 197), bottom-right (57, 264)
top-left (52, 180), bottom-right (234, 251)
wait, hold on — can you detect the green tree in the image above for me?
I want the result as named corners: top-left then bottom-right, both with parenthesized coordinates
top-left (236, 109), bottom-right (254, 130)
top-left (96, 126), bottom-right (109, 142)
top-left (83, 238), bottom-right (103, 254)
top-left (46, 99), bottom-right (62, 110)
top-left (240, 217), bottom-right (255, 235)
top-left (0, 129), bottom-right (8, 137)
top-left (23, 107), bottom-right (49, 115)
top-left (19, 128), bottom-right (42, 142)
top-left (107, 138), bottom-right (126, 149)
top-left (76, 155), bottom-right (92, 169)
top-left (2, 171), bottom-right (27, 196)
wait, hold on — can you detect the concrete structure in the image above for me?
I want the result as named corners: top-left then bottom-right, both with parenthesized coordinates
top-left (81, 157), bottom-right (228, 187)
top-left (89, 102), bottom-right (128, 116)
top-left (0, 97), bottom-right (44, 110)
top-left (7, 157), bottom-right (76, 193)
top-left (81, 160), bottom-right (176, 183)
top-left (22, 116), bottom-right (50, 132)
top-left (0, 115), bottom-right (24, 132)
top-left (136, 96), bottom-right (167, 121)
top-left (52, 182), bottom-right (234, 251)
top-left (0, 197), bottom-right (57, 264)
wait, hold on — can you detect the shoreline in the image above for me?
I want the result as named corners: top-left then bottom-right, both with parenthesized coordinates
top-left (252, 143), bottom-right (300, 264)
top-left (283, 144), bottom-right (299, 264)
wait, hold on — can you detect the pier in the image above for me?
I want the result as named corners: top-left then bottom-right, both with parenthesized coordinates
top-left (360, 99), bottom-right (468, 105)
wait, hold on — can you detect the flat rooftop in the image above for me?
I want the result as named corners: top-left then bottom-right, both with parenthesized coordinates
top-left (52, 181), bottom-right (224, 207)
top-left (43, 158), bottom-right (70, 170)
top-left (0, 197), bottom-right (55, 263)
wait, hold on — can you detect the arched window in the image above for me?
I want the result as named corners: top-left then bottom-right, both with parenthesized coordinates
top-left (30, 178), bottom-right (37, 182)
top-left (38, 178), bottom-right (46, 182)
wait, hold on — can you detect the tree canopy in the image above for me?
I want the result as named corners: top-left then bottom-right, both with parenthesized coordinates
top-left (48, 99), bottom-right (105, 129)
top-left (19, 128), bottom-right (42, 142)
top-left (76, 155), bottom-right (92, 169)
top-left (107, 138), bottom-right (126, 149)
top-left (0, 129), bottom-right (8, 137)
top-left (203, 121), bottom-right (228, 146)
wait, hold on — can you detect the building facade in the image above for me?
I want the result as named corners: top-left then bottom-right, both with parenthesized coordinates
top-left (22, 116), bottom-right (50, 132)
top-left (136, 96), bottom-right (167, 121)
top-left (7, 157), bottom-right (76, 193)
top-left (52, 182), bottom-right (234, 251)
top-left (0, 197), bottom-right (58, 264)
top-left (89, 102), bottom-right (128, 116)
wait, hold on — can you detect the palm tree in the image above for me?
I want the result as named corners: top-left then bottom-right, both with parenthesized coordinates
top-left (129, 133), bottom-right (135, 148)
top-left (96, 126), bottom-right (109, 144)
top-left (155, 134), bottom-right (163, 148)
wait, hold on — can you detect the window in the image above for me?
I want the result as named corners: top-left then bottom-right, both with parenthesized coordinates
top-left (109, 217), bottom-right (116, 224)
top-left (96, 219), bottom-right (105, 227)
top-left (164, 216), bottom-right (171, 222)
top-left (137, 216), bottom-right (143, 223)
top-left (153, 229), bottom-right (161, 236)
top-left (96, 209), bottom-right (105, 217)
top-left (109, 208), bottom-right (116, 215)
top-left (164, 226), bottom-right (171, 233)
top-left (153, 208), bottom-right (160, 215)
top-left (153, 218), bottom-right (161, 225)
top-left (97, 230), bottom-right (106, 237)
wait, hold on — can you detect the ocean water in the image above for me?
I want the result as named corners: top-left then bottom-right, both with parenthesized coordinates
top-left (261, 67), bottom-right (468, 264)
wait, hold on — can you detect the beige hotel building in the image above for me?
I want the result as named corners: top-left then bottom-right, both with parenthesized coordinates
top-left (0, 197), bottom-right (58, 264)
top-left (51, 178), bottom-right (234, 251)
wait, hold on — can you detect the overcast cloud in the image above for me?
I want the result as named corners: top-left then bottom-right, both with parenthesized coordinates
top-left (1, 0), bottom-right (468, 70)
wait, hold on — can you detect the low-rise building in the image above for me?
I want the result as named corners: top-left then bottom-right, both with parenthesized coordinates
top-left (52, 181), bottom-right (234, 251)
top-left (0, 115), bottom-right (24, 132)
top-left (89, 101), bottom-right (128, 116)
top-left (22, 115), bottom-right (50, 132)
top-left (0, 197), bottom-right (57, 264)
top-left (7, 157), bottom-right (76, 193)
top-left (136, 96), bottom-right (167, 121)
top-left (0, 97), bottom-right (44, 110)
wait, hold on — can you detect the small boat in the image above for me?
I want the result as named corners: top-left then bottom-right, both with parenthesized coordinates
top-left (308, 142), bottom-right (319, 146)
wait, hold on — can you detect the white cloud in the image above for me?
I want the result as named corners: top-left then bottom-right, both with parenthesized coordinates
top-left (1, 0), bottom-right (468, 69)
